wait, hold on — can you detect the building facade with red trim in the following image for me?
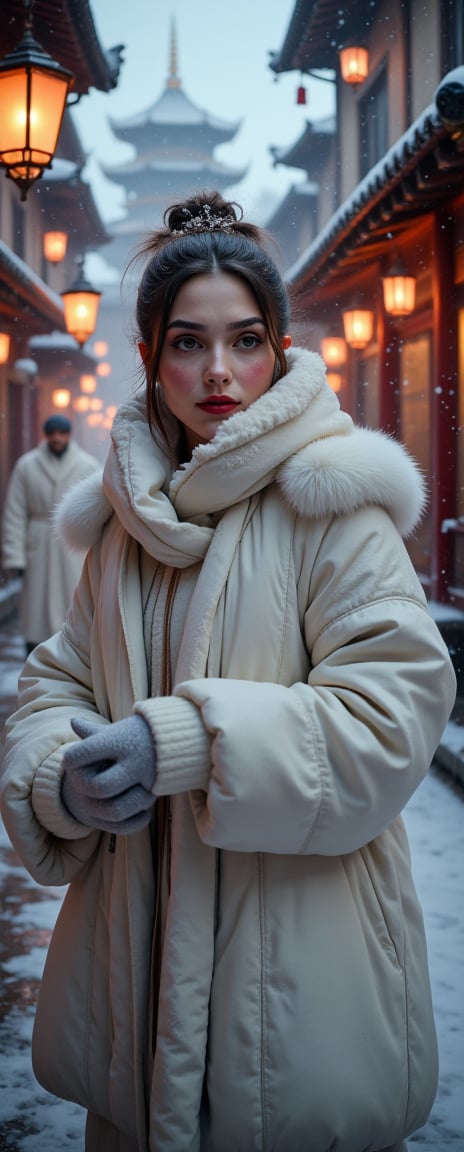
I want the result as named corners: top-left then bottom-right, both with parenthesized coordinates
top-left (269, 0), bottom-right (464, 611)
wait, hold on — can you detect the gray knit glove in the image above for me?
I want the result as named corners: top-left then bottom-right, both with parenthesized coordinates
top-left (61, 714), bottom-right (157, 835)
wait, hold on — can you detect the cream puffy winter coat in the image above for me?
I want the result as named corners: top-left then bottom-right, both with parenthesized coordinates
top-left (1, 440), bottom-right (99, 644)
top-left (1, 349), bottom-right (456, 1152)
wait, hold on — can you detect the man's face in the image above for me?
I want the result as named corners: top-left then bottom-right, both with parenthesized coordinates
top-left (46, 431), bottom-right (71, 457)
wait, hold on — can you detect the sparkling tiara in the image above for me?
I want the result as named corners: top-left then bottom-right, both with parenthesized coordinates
top-left (171, 204), bottom-right (236, 236)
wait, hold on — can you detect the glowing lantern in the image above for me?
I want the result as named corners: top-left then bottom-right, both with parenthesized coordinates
top-left (96, 361), bottom-right (111, 377)
top-left (73, 395), bottom-right (90, 412)
top-left (52, 387), bottom-right (71, 408)
top-left (0, 8), bottom-right (73, 199)
top-left (342, 309), bottom-right (374, 349)
top-left (93, 340), bottom-right (108, 357)
top-left (0, 332), bottom-right (11, 364)
top-left (339, 46), bottom-right (369, 86)
top-left (62, 262), bottom-right (101, 348)
top-left (382, 271), bottom-right (416, 317)
top-left (320, 337), bottom-right (347, 367)
top-left (80, 374), bottom-right (97, 394)
top-left (43, 230), bottom-right (67, 263)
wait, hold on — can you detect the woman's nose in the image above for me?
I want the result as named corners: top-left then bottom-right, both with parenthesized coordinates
top-left (205, 344), bottom-right (232, 385)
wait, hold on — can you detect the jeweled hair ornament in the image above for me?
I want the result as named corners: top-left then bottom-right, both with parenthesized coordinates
top-left (172, 204), bottom-right (236, 236)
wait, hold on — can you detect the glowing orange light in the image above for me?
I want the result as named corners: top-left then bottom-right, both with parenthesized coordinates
top-left (382, 273), bottom-right (416, 317)
top-left (0, 29), bottom-right (73, 199)
top-left (43, 230), bottom-right (67, 263)
top-left (342, 309), bottom-right (374, 349)
top-left (326, 373), bottom-right (343, 394)
top-left (80, 374), bottom-right (97, 394)
top-left (339, 46), bottom-right (368, 86)
top-left (0, 332), bottom-right (11, 364)
top-left (320, 337), bottom-right (347, 368)
top-left (96, 361), bottom-right (111, 378)
top-left (62, 267), bottom-right (101, 348)
top-left (73, 395), bottom-right (90, 412)
top-left (52, 387), bottom-right (71, 408)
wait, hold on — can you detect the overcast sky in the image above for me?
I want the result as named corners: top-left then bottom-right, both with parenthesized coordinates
top-left (72, 0), bottom-right (335, 238)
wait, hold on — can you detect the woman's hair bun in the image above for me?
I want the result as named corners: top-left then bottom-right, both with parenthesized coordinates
top-left (165, 190), bottom-right (242, 234)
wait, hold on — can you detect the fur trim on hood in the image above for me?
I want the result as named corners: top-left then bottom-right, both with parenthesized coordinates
top-left (55, 427), bottom-right (426, 554)
top-left (53, 470), bottom-right (111, 553)
top-left (277, 425), bottom-right (426, 538)
top-left (54, 347), bottom-right (426, 552)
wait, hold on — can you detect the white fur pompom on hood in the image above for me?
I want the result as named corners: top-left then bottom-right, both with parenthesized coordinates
top-left (53, 470), bottom-right (111, 553)
top-left (277, 425), bottom-right (426, 538)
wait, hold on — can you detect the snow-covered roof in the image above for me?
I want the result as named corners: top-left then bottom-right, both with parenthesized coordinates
top-left (110, 86), bottom-right (241, 137)
top-left (29, 332), bottom-right (97, 361)
top-left (0, 241), bottom-right (64, 330)
top-left (286, 101), bottom-right (445, 286)
top-left (103, 156), bottom-right (246, 178)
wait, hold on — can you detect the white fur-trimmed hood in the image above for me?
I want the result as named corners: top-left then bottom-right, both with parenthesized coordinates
top-left (54, 348), bottom-right (426, 552)
top-left (277, 425), bottom-right (426, 538)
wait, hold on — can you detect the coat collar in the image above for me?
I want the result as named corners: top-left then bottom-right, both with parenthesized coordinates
top-left (55, 347), bottom-right (425, 555)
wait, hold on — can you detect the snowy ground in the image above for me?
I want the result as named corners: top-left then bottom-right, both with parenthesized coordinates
top-left (0, 619), bottom-right (463, 1149)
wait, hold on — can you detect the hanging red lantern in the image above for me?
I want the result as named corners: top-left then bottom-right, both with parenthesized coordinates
top-left (296, 84), bottom-right (307, 106)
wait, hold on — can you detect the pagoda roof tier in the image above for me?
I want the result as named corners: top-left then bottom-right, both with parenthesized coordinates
top-left (108, 19), bottom-right (241, 151)
top-left (101, 156), bottom-right (247, 190)
top-left (271, 116), bottom-right (335, 173)
top-left (109, 86), bottom-right (241, 151)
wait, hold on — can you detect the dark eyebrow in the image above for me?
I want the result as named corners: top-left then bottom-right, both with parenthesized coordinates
top-left (165, 316), bottom-right (265, 332)
top-left (166, 320), bottom-right (206, 331)
top-left (226, 317), bottom-right (265, 330)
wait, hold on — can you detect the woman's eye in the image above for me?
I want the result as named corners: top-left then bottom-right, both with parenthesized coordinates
top-left (236, 333), bottom-right (261, 349)
top-left (175, 335), bottom-right (200, 350)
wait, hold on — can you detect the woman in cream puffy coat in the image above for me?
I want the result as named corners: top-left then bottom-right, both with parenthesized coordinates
top-left (1, 192), bottom-right (456, 1152)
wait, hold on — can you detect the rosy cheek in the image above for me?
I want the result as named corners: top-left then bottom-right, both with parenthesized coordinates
top-left (166, 366), bottom-right (196, 392)
top-left (245, 362), bottom-right (273, 391)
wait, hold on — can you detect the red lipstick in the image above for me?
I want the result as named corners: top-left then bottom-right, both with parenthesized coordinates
top-left (197, 395), bottom-right (240, 415)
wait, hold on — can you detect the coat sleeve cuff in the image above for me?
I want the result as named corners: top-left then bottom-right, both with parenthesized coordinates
top-left (31, 747), bottom-right (98, 841)
top-left (134, 696), bottom-right (212, 795)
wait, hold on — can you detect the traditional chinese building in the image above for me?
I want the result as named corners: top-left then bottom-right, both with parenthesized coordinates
top-left (101, 21), bottom-right (247, 273)
top-left (0, 0), bottom-right (124, 499)
top-left (267, 116), bottom-right (335, 270)
top-left (269, 0), bottom-right (464, 621)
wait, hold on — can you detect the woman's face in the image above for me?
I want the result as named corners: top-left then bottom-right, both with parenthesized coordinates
top-left (155, 272), bottom-right (276, 454)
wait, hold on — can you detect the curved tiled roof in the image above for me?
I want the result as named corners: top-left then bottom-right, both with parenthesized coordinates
top-left (110, 86), bottom-right (241, 139)
top-left (0, 242), bottom-right (65, 330)
top-left (286, 98), bottom-right (460, 291)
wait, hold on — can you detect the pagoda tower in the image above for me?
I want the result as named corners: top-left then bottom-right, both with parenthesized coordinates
top-left (101, 20), bottom-right (247, 272)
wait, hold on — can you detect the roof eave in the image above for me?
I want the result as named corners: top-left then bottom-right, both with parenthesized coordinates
top-left (0, 241), bottom-right (65, 331)
top-left (286, 99), bottom-right (461, 293)
top-left (269, 0), bottom-right (313, 75)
